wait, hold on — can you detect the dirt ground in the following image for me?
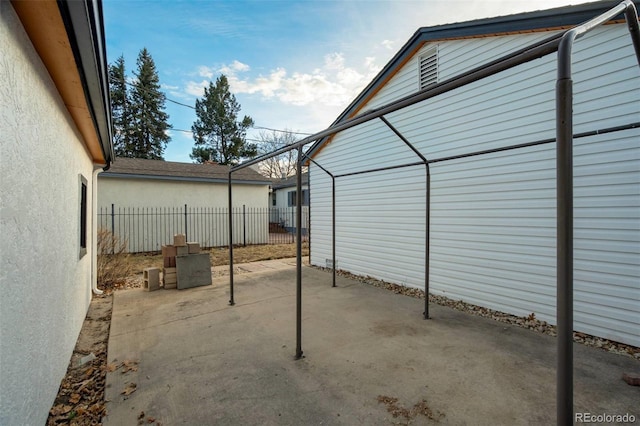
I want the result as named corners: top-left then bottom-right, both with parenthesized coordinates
top-left (47, 243), bottom-right (307, 425)
top-left (47, 295), bottom-right (112, 425)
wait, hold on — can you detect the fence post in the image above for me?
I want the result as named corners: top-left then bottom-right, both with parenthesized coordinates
top-left (243, 204), bottom-right (246, 247)
top-left (184, 203), bottom-right (188, 241)
top-left (111, 203), bottom-right (115, 254)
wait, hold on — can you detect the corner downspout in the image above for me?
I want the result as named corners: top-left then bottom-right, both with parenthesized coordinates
top-left (91, 164), bottom-right (106, 295)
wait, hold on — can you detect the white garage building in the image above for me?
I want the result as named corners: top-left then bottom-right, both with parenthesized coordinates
top-left (306, 1), bottom-right (640, 346)
top-left (99, 157), bottom-right (271, 251)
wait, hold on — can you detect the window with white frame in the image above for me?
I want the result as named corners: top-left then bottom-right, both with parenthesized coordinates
top-left (418, 46), bottom-right (438, 90)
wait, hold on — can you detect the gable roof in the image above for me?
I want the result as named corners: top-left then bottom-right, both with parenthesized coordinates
top-left (306, 0), bottom-right (637, 159)
top-left (11, 0), bottom-right (113, 166)
top-left (271, 173), bottom-right (309, 190)
top-left (100, 157), bottom-right (271, 185)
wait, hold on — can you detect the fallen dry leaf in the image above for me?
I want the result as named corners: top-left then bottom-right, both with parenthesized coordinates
top-left (89, 402), bottom-right (105, 415)
top-left (121, 359), bottom-right (139, 374)
top-left (76, 378), bottom-right (92, 393)
top-left (106, 362), bottom-right (119, 372)
top-left (69, 393), bottom-right (81, 404)
top-left (121, 382), bottom-right (137, 396)
top-left (50, 404), bottom-right (73, 416)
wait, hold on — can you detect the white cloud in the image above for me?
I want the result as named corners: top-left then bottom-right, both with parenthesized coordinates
top-left (381, 39), bottom-right (394, 50)
top-left (220, 59), bottom-right (250, 75)
top-left (198, 66), bottom-right (214, 79)
top-left (190, 54), bottom-right (382, 108)
top-left (185, 79), bottom-right (209, 97)
top-left (323, 52), bottom-right (345, 70)
top-left (231, 60), bottom-right (250, 72)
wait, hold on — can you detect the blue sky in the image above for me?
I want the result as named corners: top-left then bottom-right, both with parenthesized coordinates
top-left (103, 0), bottom-right (591, 162)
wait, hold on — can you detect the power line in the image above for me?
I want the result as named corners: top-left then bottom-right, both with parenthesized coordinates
top-left (252, 126), bottom-right (313, 136)
top-left (109, 75), bottom-right (314, 136)
top-left (171, 132), bottom-right (289, 146)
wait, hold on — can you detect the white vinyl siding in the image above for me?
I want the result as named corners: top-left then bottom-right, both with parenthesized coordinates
top-left (310, 23), bottom-right (640, 346)
top-left (311, 166), bottom-right (427, 283)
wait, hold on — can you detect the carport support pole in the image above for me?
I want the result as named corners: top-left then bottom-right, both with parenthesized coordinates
top-left (304, 156), bottom-right (337, 287)
top-left (557, 32), bottom-right (575, 426)
top-left (424, 165), bottom-right (430, 319)
top-left (295, 146), bottom-right (303, 360)
top-left (378, 117), bottom-right (431, 319)
top-left (332, 175), bottom-right (336, 287)
top-left (554, 18), bottom-right (640, 420)
top-left (228, 172), bottom-right (235, 306)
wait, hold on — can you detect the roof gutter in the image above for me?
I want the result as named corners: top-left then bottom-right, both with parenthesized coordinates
top-left (57, 0), bottom-right (113, 166)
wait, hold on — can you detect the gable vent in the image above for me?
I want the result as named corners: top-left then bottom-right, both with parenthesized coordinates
top-left (418, 46), bottom-right (438, 90)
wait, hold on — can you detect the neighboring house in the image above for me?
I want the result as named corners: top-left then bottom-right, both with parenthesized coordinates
top-left (98, 157), bottom-right (271, 251)
top-left (0, 1), bottom-right (113, 424)
top-left (270, 173), bottom-right (309, 234)
top-left (307, 1), bottom-right (640, 346)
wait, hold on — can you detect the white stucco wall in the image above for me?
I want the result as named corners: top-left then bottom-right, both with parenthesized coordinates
top-left (0, 4), bottom-right (95, 425)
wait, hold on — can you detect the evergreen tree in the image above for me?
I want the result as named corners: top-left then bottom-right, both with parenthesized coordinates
top-left (129, 48), bottom-right (171, 159)
top-left (190, 75), bottom-right (256, 165)
top-left (108, 55), bottom-right (132, 156)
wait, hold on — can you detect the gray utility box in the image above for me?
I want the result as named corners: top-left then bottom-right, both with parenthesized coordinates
top-left (176, 253), bottom-right (212, 289)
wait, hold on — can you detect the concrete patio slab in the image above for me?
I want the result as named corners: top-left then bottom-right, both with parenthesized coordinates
top-left (104, 259), bottom-right (639, 425)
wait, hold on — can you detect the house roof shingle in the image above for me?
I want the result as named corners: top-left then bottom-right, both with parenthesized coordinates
top-left (101, 157), bottom-right (271, 185)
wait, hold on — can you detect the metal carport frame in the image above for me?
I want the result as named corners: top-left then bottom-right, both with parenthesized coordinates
top-left (227, 2), bottom-right (640, 424)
